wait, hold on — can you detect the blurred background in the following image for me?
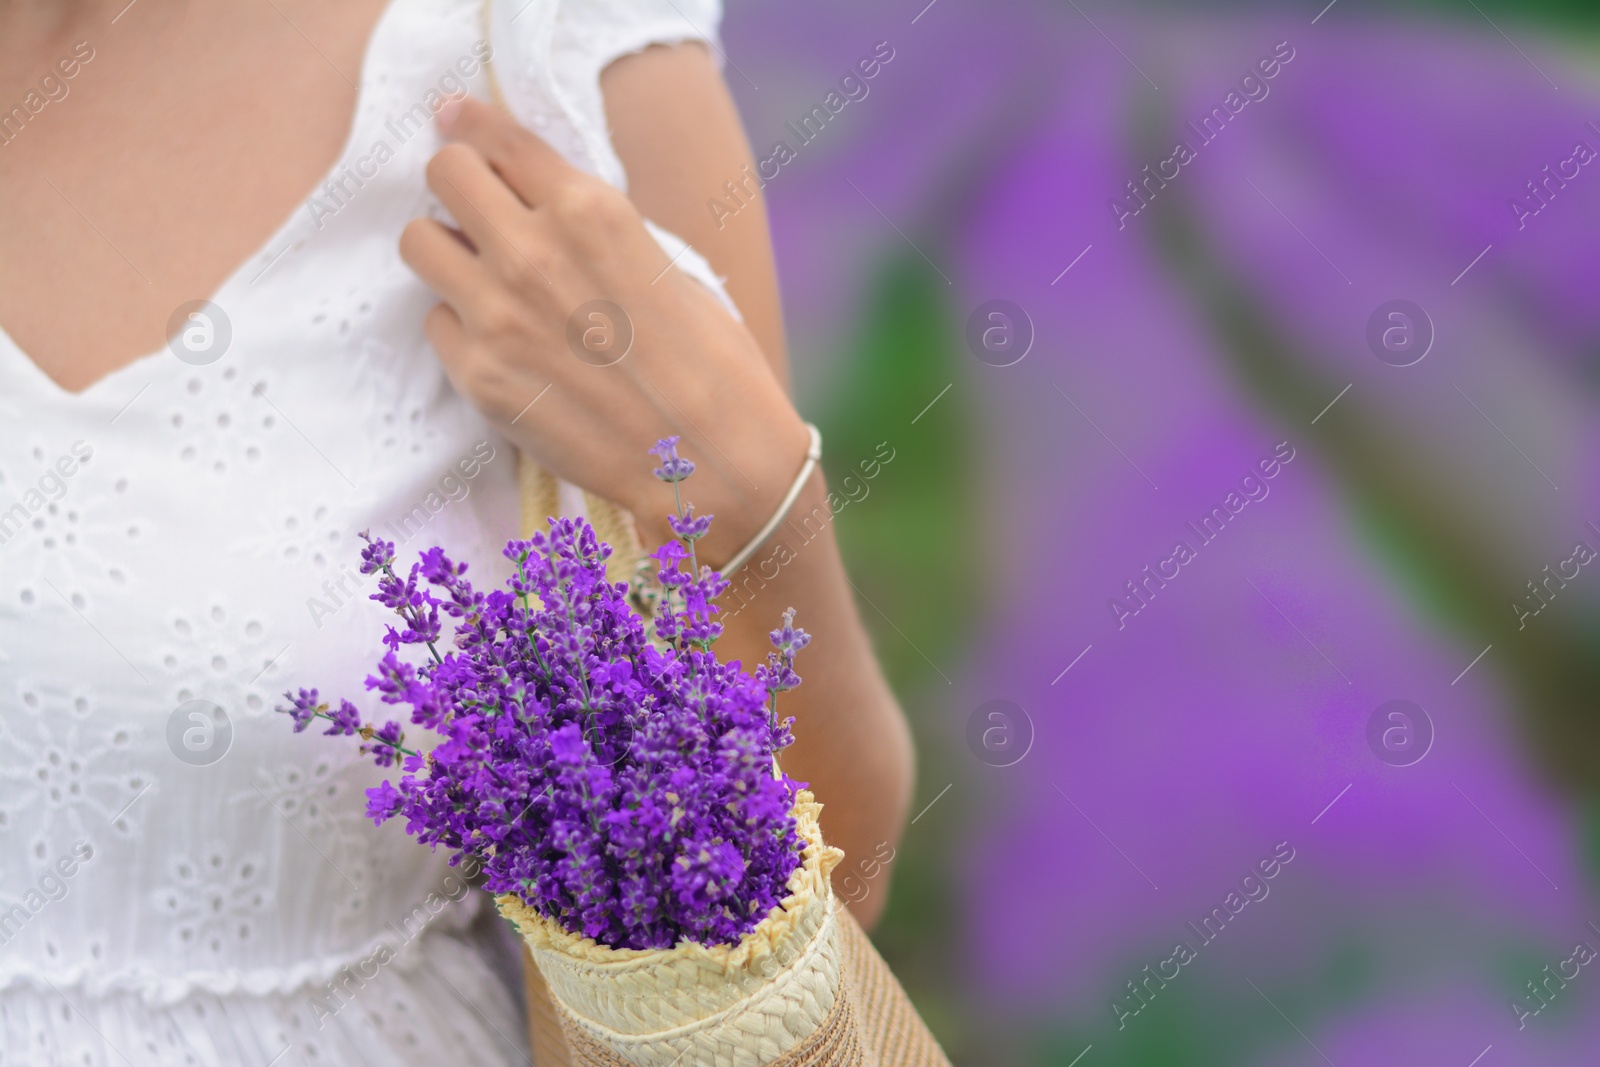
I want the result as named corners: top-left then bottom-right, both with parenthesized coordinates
top-left (714, 1), bottom-right (1600, 1063)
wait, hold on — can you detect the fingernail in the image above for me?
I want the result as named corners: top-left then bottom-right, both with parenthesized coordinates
top-left (437, 97), bottom-right (464, 134)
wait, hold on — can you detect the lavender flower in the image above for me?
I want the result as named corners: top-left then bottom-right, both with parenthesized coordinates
top-left (277, 444), bottom-right (808, 950)
top-left (756, 608), bottom-right (810, 703)
top-left (284, 688), bottom-right (322, 732)
top-left (649, 436), bottom-right (695, 483)
top-left (667, 505), bottom-right (713, 543)
top-left (326, 699), bottom-right (362, 736)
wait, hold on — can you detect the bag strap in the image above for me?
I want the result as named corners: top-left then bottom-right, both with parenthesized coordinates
top-left (479, 0), bottom-right (647, 589)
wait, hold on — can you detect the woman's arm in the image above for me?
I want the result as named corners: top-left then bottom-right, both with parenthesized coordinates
top-left (400, 52), bottom-right (913, 928)
top-left (599, 43), bottom-right (790, 386)
top-left (600, 43), bottom-right (914, 928)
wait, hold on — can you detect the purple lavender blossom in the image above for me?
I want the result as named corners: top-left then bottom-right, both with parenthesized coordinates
top-left (667, 505), bottom-right (713, 543)
top-left (326, 699), bottom-right (362, 736)
top-left (649, 436), bottom-right (695, 483)
top-left (756, 608), bottom-right (810, 701)
top-left (278, 444), bottom-right (807, 950)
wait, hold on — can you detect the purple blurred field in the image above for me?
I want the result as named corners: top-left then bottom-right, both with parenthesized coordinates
top-left (721, 2), bottom-right (1600, 1063)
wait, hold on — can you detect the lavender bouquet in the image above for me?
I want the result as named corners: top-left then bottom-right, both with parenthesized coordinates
top-left (280, 440), bottom-right (863, 1065)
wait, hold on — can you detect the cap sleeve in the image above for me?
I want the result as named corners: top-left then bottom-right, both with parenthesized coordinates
top-left (485, 0), bottom-right (721, 190)
top-left (555, 0), bottom-right (724, 77)
top-left (481, 0), bottom-right (738, 297)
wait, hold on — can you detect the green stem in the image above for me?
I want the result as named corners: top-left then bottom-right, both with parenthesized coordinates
top-left (312, 711), bottom-right (422, 759)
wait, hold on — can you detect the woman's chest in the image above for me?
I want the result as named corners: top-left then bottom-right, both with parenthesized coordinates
top-left (0, 0), bottom-right (482, 394)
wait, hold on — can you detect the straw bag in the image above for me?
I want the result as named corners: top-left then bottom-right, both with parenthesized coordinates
top-left (509, 464), bottom-right (949, 1067)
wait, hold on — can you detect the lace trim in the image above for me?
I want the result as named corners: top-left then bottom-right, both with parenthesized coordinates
top-left (0, 895), bottom-right (480, 1007)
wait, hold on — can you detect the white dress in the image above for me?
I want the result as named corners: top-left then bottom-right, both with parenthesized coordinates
top-left (0, 0), bottom-right (725, 1063)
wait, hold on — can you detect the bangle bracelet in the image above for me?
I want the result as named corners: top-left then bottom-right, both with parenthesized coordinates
top-left (719, 422), bottom-right (823, 577)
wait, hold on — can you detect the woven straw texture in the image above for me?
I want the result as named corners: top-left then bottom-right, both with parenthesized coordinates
top-left (831, 909), bottom-right (950, 1067)
top-left (557, 959), bottom-right (864, 1067)
top-left (499, 790), bottom-right (847, 1066)
top-left (518, 904), bottom-right (951, 1067)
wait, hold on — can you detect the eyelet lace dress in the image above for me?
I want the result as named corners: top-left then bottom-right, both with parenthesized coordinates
top-left (0, 1), bottom-right (726, 1063)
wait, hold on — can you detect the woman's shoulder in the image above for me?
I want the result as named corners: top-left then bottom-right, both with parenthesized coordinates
top-left (477, 0), bottom-right (722, 189)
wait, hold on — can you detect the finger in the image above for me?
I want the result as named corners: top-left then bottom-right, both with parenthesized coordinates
top-left (423, 300), bottom-right (560, 427)
top-left (425, 143), bottom-right (532, 257)
top-left (440, 222), bottom-right (477, 254)
top-left (422, 302), bottom-right (494, 406)
top-left (421, 301), bottom-right (469, 360)
top-left (399, 217), bottom-right (493, 310)
top-left (438, 95), bottom-right (575, 208)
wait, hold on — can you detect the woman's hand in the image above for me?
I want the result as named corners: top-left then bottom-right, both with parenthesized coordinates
top-left (399, 95), bottom-right (808, 565)
top-left (405, 68), bottom-right (914, 929)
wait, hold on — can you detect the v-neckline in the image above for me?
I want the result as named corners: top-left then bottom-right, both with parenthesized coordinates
top-left (0, 0), bottom-right (405, 403)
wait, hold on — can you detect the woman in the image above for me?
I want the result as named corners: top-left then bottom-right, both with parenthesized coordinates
top-left (0, 1), bottom-right (913, 1062)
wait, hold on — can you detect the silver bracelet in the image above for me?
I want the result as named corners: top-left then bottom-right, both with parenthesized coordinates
top-left (719, 423), bottom-right (823, 577)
